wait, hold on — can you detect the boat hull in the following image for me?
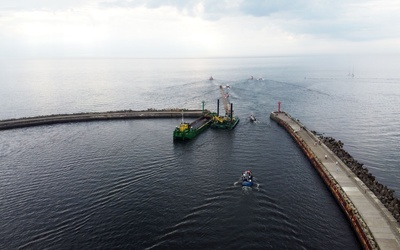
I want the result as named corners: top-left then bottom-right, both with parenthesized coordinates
top-left (173, 116), bottom-right (212, 140)
top-left (242, 181), bottom-right (253, 187)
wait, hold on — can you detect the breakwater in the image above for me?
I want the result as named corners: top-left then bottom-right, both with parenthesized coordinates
top-left (320, 136), bottom-right (400, 223)
top-left (0, 109), bottom-right (207, 131)
top-left (270, 111), bottom-right (400, 250)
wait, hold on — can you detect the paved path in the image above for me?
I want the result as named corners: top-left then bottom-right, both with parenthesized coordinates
top-left (273, 112), bottom-right (400, 249)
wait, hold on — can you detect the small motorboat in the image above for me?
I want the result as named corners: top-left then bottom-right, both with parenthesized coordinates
top-left (241, 170), bottom-right (253, 186)
top-left (249, 114), bottom-right (256, 122)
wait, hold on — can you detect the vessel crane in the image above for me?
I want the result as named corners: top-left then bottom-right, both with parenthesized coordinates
top-left (211, 85), bottom-right (239, 129)
top-left (219, 85), bottom-right (231, 116)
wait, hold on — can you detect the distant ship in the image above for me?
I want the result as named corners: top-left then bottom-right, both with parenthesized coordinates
top-left (348, 67), bottom-right (354, 77)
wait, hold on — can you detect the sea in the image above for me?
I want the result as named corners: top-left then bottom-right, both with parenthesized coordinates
top-left (1, 55), bottom-right (399, 249)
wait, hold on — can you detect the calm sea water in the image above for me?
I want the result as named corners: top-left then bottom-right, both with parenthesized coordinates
top-left (1, 56), bottom-right (399, 249)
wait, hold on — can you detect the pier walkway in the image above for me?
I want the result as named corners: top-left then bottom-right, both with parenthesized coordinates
top-left (271, 111), bottom-right (400, 250)
top-left (0, 110), bottom-right (207, 131)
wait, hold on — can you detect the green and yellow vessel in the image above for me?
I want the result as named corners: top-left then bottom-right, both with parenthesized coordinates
top-left (173, 115), bottom-right (212, 140)
top-left (173, 101), bottom-right (212, 141)
top-left (210, 113), bottom-right (240, 130)
top-left (173, 83), bottom-right (240, 140)
top-left (210, 87), bottom-right (240, 130)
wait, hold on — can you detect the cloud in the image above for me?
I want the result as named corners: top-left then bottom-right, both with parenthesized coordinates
top-left (0, 0), bottom-right (399, 58)
top-left (100, 0), bottom-right (239, 20)
top-left (239, 0), bottom-right (304, 17)
top-left (0, 0), bottom-right (98, 11)
top-left (99, 0), bottom-right (400, 41)
top-left (101, 0), bottom-right (339, 20)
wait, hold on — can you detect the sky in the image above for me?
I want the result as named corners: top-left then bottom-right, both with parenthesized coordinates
top-left (0, 0), bottom-right (399, 58)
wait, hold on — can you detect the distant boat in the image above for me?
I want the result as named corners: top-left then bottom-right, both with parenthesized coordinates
top-left (250, 76), bottom-right (254, 80)
top-left (249, 114), bottom-right (256, 122)
top-left (209, 76), bottom-right (214, 80)
top-left (348, 67), bottom-right (354, 78)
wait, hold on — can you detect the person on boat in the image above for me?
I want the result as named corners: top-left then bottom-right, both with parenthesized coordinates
top-left (235, 170), bottom-right (259, 188)
top-left (242, 170), bottom-right (252, 181)
top-left (242, 172), bottom-right (247, 181)
top-left (248, 170), bottom-right (252, 179)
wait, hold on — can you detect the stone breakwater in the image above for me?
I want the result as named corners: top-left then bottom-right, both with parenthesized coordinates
top-left (319, 135), bottom-right (400, 223)
top-left (0, 109), bottom-right (208, 131)
top-left (273, 112), bottom-right (400, 249)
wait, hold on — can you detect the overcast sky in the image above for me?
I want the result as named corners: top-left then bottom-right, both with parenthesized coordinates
top-left (1, 0), bottom-right (399, 58)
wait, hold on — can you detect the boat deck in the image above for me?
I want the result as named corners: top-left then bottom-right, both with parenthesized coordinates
top-left (190, 116), bottom-right (211, 130)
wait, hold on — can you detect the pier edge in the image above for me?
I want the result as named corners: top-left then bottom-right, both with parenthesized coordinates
top-left (0, 109), bottom-right (208, 131)
top-left (270, 111), bottom-right (380, 249)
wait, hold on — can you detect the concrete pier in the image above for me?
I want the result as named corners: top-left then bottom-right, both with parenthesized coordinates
top-left (270, 111), bottom-right (400, 250)
top-left (0, 109), bottom-right (207, 131)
